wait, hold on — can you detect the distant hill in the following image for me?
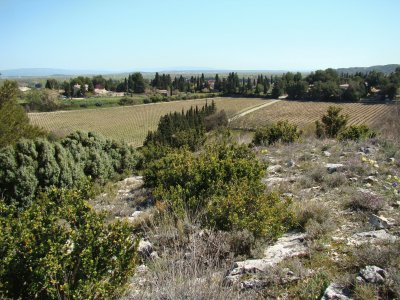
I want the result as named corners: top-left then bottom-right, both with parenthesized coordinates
top-left (0, 68), bottom-right (113, 77)
top-left (336, 64), bottom-right (400, 75)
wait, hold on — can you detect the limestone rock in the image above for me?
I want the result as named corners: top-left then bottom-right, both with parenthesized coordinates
top-left (225, 233), bottom-right (308, 285)
top-left (326, 163), bottom-right (344, 174)
top-left (323, 151), bottom-right (331, 157)
top-left (364, 176), bottom-right (378, 184)
top-left (138, 240), bottom-right (153, 257)
top-left (347, 229), bottom-right (398, 246)
top-left (321, 283), bottom-right (351, 300)
top-left (358, 265), bottom-right (387, 284)
top-left (369, 214), bottom-right (395, 229)
top-left (267, 164), bottom-right (282, 173)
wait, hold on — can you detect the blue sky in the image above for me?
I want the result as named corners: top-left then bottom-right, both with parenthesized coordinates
top-left (1, 0), bottom-right (399, 71)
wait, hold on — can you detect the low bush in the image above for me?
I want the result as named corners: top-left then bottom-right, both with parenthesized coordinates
top-left (144, 142), bottom-right (293, 238)
top-left (0, 131), bottom-right (139, 207)
top-left (0, 185), bottom-right (138, 299)
top-left (253, 120), bottom-right (302, 146)
top-left (344, 191), bottom-right (385, 213)
top-left (339, 125), bottom-right (376, 141)
top-left (118, 97), bottom-right (135, 106)
top-left (315, 106), bottom-right (348, 138)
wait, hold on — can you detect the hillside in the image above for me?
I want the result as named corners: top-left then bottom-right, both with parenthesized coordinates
top-left (336, 64), bottom-right (400, 75)
top-left (95, 131), bottom-right (400, 299)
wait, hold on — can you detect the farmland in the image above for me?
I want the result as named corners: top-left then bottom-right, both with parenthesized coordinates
top-left (230, 100), bottom-right (394, 131)
top-left (29, 97), bottom-right (267, 147)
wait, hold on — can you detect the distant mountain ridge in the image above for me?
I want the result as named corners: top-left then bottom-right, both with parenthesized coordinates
top-left (0, 68), bottom-right (114, 77)
top-left (1, 64), bottom-right (399, 78)
top-left (335, 64), bottom-right (400, 75)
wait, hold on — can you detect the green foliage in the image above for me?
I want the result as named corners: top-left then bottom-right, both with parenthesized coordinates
top-left (0, 80), bottom-right (20, 106)
top-left (25, 89), bottom-right (61, 111)
top-left (0, 186), bottom-right (138, 299)
top-left (144, 101), bottom-right (217, 150)
top-left (315, 106), bottom-right (348, 138)
top-left (206, 182), bottom-right (293, 238)
top-left (271, 82), bottom-right (282, 99)
top-left (0, 81), bottom-right (47, 148)
top-left (0, 131), bottom-right (139, 207)
top-left (385, 83), bottom-right (398, 100)
top-left (204, 110), bottom-right (228, 131)
top-left (339, 125), bottom-right (376, 141)
top-left (341, 82), bottom-right (366, 101)
top-left (286, 81), bottom-right (309, 100)
top-left (253, 121), bottom-right (302, 146)
top-left (144, 142), bottom-right (293, 237)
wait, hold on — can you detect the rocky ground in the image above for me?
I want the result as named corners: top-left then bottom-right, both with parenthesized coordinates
top-left (93, 136), bottom-right (400, 299)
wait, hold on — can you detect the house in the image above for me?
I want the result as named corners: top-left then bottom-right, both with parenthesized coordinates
top-left (18, 86), bottom-right (31, 92)
top-left (157, 89), bottom-right (169, 96)
top-left (94, 88), bottom-right (108, 95)
top-left (339, 84), bottom-right (349, 90)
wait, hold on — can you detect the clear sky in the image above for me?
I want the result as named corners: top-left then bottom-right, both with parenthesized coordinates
top-left (1, 0), bottom-right (399, 71)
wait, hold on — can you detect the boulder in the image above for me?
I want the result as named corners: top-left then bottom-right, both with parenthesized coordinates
top-left (364, 176), bottom-right (378, 184)
top-left (225, 233), bottom-right (308, 286)
top-left (369, 214), bottom-right (395, 229)
top-left (267, 164), bottom-right (282, 173)
top-left (326, 163), bottom-right (344, 174)
top-left (357, 265), bottom-right (387, 284)
top-left (286, 159), bottom-right (295, 167)
top-left (321, 283), bottom-right (351, 300)
top-left (347, 229), bottom-right (398, 246)
top-left (138, 239), bottom-right (153, 257)
top-left (323, 151), bottom-right (331, 157)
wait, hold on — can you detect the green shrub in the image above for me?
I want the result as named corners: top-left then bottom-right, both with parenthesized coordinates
top-left (206, 182), bottom-right (293, 238)
top-left (253, 120), bottom-right (302, 146)
top-left (339, 125), bottom-right (376, 141)
top-left (118, 97), bottom-right (135, 106)
top-left (0, 82), bottom-right (47, 148)
top-left (144, 101), bottom-right (216, 151)
top-left (0, 185), bottom-right (138, 299)
top-left (0, 131), bottom-right (139, 207)
top-left (144, 143), bottom-right (293, 238)
top-left (316, 106), bottom-right (348, 138)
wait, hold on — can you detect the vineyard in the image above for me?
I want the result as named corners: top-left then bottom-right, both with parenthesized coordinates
top-left (230, 100), bottom-right (394, 131)
top-left (28, 97), bottom-right (267, 147)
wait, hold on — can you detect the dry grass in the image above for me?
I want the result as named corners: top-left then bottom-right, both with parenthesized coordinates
top-left (123, 212), bottom-right (259, 300)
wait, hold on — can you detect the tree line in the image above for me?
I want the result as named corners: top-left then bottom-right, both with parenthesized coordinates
top-left (43, 67), bottom-right (400, 101)
top-left (144, 100), bottom-right (228, 150)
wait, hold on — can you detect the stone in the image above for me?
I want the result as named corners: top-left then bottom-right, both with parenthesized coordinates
top-left (321, 283), bottom-right (351, 300)
top-left (131, 211), bottom-right (143, 218)
top-left (225, 233), bottom-right (308, 283)
top-left (388, 158), bottom-right (395, 163)
top-left (240, 279), bottom-right (267, 290)
top-left (347, 229), bottom-right (398, 246)
top-left (357, 188), bottom-right (376, 195)
top-left (267, 164), bottom-right (282, 173)
top-left (150, 251), bottom-right (159, 260)
top-left (138, 240), bottom-right (153, 257)
top-left (323, 151), bottom-right (331, 157)
top-left (364, 176), bottom-right (378, 184)
top-left (369, 214), bottom-right (395, 229)
top-left (358, 265), bottom-right (387, 284)
top-left (286, 159), bottom-right (295, 167)
top-left (136, 264), bottom-right (149, 274)
top-left (360, 146), bottom-right (376, 155)
top-left (326, 163), bottom-right (344, 174)
top-left (349, 177), bottom-right (358, 182)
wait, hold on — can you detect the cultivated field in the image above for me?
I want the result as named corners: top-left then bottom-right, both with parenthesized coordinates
top-left (29, 97), bottom-right (268, 147)
top-left (230, 100), bottom-right (394, 131)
